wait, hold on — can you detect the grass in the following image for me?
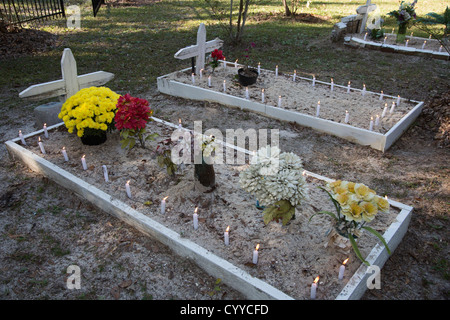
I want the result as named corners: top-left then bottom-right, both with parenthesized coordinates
top-left (0, 0), bottom-right (448, 112)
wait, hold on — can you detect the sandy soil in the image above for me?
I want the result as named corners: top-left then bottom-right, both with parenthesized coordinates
top-left (0, 86), bottom-right (449, 301)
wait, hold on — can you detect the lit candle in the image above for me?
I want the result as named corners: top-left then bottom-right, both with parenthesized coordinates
top-left (344, 110), bottom-right (349, 123)
top-left (178, 118), bottom-right (182, 130)
top-left (191, 73), bottom-right (195, 85)
top-left (383, 36), bottom-right (387, 44)
top-left (347, 81), bottom-right (351, 93)
top-left (224, 226), bottom-right (230, 246)
top-left (312, 75), bottom-right (316, 87)
top-left (199, 69), bottom-right (203, 80)
top-left (422, 40), bottom-right (427, 50)
top-left (61, 147), bottom-right (69, 162)
top-left (223, 57), bottom-right (226, 69)
top-left (223, 80), bottom-right (226, 92)
top-left (405, 39), bottom-right (409, 47)
top-left (208, 75), bottom-right (212, 87)
top-left (275, 65), bottom-right (278, 77)
top-left (125, 180), bottom-right (132, 198)
top-left (278, 96), bottom-right (282, 108)
top-left (396, 95), bottom-right (401, 106)
top-left (102, 165), bottom-right (109, 182)
top-left (161, 196), bottom-right (168, 214)
top-left (235, 59), bottom-right (238, 68)
top-left (429, 34), bottom-right (432, 39)
top-left (43, 123), bottom-right (48, 138)
top-left (382, 103), bottom-right (388, 118)
top-left (362, 84), bottom-right (366, 96)
top-left (338, 258), bottom-right (349, 280)
top-left (439, 45), bottom-right (443, 52)
top-left (310, 276), bottom-right (319, 299)
top-left (390, 102), bottom-right (396, 114)
top-left (38, 137), bottom-right (45, 154)
top-left (330, 78), bottom-right (334, 91)
top-left (379, 90), bottom-right (384, 101)
top-left (391, 28), bottom-right (395, 34)
top-left (257, 62), bottom-right (261, 75)
top-left (375, 114), bottom-right (380, 127)
top-left (261, 89), bottom-right (265, 103)
top-left (369, 117), bottom-right (374, 131)
top-left (19, 130), bottom-right (26, 145)
top-left (364, 32), bottom-right (367, 41)
top-left (245, 87), bottom-right (249, 99)
top-left (193, 207), bottom-right (199, 230)
top-left (316, 101), bottom-right (320, 117)
top-left (81, 155), bottom-right (87, 170)
top-left (252, 244), bottom-right (259, 264)
top-left (293, 70), bottom-right (296, 82)
top-left (410, 31), bottom-right (414, 38)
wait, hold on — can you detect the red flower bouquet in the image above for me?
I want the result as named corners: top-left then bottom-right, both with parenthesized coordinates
top-left (114, 94), bottom-right (158, 149)
top-left (210, 49), bottom-right (225, 71)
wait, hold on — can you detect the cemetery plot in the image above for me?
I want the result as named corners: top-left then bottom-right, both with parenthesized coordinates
top-left (5, 119), bottom-right (413, 300)
top-left (157, 64), bottom-right (424, 152)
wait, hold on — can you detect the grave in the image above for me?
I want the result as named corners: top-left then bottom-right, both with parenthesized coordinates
top-left (19, 48), bottom-right (115, 128)
top-left (5, 118), bottom-right (414, 300)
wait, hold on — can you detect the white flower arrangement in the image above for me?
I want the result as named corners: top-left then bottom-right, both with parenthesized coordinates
top-left (239, 146), bottom-right (309, 225)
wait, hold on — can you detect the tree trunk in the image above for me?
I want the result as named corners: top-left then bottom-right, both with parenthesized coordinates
top-left (282, 0), bottom-right (291, 16)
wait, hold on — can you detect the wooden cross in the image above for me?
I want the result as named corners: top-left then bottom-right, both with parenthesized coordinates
top-left (174, 23), bottom-right (223, 75)
top-left (19, 48), bottom-right (115, 102)
top-left (356, 0), bottom-right (377, 34)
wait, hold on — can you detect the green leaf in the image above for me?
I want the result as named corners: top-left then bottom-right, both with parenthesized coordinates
top-left (362, 226), bottom-right (391, 255)
top-left (145, 132), bottom-right (159, 141)
top-left (348, 233), bottom-right (370, 266)
top-left (318, 186), bottom-right (341, 218)
top-left (308, 210), bottom-right (338, 223)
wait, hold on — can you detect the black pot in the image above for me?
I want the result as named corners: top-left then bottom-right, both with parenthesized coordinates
top-left (238, 68), bottom-right (258, 86)
top-left (194, 156), bottom-right (215, 188)
top-left (80, 130), bottom-right (107, 146)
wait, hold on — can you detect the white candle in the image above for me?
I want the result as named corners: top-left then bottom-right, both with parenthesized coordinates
top-left (193, 207), bottom-right (199, 230)
top-left (102, 165), bottom-right (109, 182)
top-left (375, 114), bottom-right (380, 127)
top-left (61, 147), bottom-right (69, 162)
top-left (379, 90), bottom-right (384, 100)
top-left (390, 102), bottom-right (396, 114)
top-left (330, 78), bottom-right (334, 91)
top-left (191, 73), bottom-right (195, 85)
top-left (43, 123), bottom-right (48, 138)
top-left (19, 130), bottom-right (26, 145)
top-left (161, 196), bottom-right (168, 214)
top-left (125, 180), bottom-right (132, 198)
top-left (382, 103), bottom-right (388, 118)
top-left (310, 276), bottom-right (319, 299)
top-left (81, 155), bottom-right (87, 170)
top-left (383, 36), bottom-right (387, 44)
top-left (252, 244), bottom-right (259, 264)
top-left (245, 87), bottom-right (249, 99)
top-left (338, 258), bottom-right (349, 280)
top-left (344, 110), bottom-right (349, 123)
top-left (362, 84), bottom-right (366, 96)
top-left (369, 117), bottom-right (374, 131)
top-left (429, 34), bottom-right (432, 39)
top-left (422, 40), bottom-right (426, 49)
top-left (38, 137), bottom-right (46, 154)
top-left (208, 75), bottom-right (211, 87)
top-left (275, 65), bottom-right (278, 77)
top-left (261, 89), bottom-right (265, 103)
top-left (223, 58), bottom-right (226, 69)
top-left (199, 68), bottom-right (203, 80)
top-left (439, 45), bottom-right (443, 52)
top-left (316, 101), bottom-right (320, 117)
top-left (397, 95), bottom-right (401, 106)
top-left (257, 62), bottom-right (261, 75)
top-left (278, 96), bottom-right (282, 108)
top-left (312, 75), bottom-right (316, 87)
top-left (293, 70), bottom-right (296, 82)
top-left (224, 226), bottom-right (230, 246)
top-left (410, 32), bottom-right (414, 38)
top-left (405, 39), bottom-right (409, 47)
top-left (347, 81), bottom-right (351, 93)
top-left (178, 119), bottom-right (182, 130)
top-left (223, 80), bottom-right (226, 92)
top-left (235, 59), bottom-right (238, 68)
top-left (364, 32), bottom-right (367, 41)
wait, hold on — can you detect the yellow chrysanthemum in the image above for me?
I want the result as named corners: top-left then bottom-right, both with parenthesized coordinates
top-left (361, 201), bottom-right (378, 222)
top-left (342, 202), bottom-right (363, 222)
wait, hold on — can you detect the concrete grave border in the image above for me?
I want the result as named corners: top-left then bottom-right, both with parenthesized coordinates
top-left (5, 120), bottom-right (413, 300)
top-left (157, 66), bottom-right (424, 152)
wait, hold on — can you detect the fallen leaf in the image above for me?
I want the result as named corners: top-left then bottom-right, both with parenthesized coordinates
top-left (111, 286), bottom-right (120, 299)
top-left (119, 280), bottom-right (132, 288)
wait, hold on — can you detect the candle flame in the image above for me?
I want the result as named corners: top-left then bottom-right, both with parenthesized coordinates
top-left (62, 147), bottom-right (66, 151)
top-left (318, 101), bottom-right (320, 105)
top-left (226, 226), bottom-right (230, 232)
top-left (385, 195), bottom-right (388, 200)
top-left (348, 81), bottom-right (351, 85)
top-left (331, 78), bottom-right (333, 82)
top-left (44, 123), bottom-right (47, 127)
top-left (343, 258), bottom-right (349, 265)
top-left (19, 130), bottom-right (22, 134)
top-left (346, 110), bottom-right (348, 113)
top-left (255, 244), bottom-right (260, 251)
top-left (163, 196), bottom-right (168, 201)
top-left (314, 276), bottom-right (319, 284)
top-left (194, 207), bottom-right (198, 214)
top-left (82, 154), bottom-right (85, 159)
top-left (302, 170), bottom-right (306, 176)
top-left (236, 59), bottom-right (239, 63)
top-left (179, 119), bottom-right (181, 124)
top-left (38, 137), bottom-right (41, 142)
top-left (126, 180), bottom-right (130, 184)
top-left (371, 116), bottom-right (373, 120)
top-left (262, 89), bottom-right (264, 93)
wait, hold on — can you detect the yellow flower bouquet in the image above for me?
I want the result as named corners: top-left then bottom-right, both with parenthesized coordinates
top-left (58, 87), bottom-right (120, 145)
top-left (310, 180), bottom-right (391, 265)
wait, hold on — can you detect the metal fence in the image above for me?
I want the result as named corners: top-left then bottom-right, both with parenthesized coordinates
top-left (0, 0), bottom-right (65, 27)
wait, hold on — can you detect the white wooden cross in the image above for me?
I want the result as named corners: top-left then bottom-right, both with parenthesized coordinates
top-left (174, 23), bottom-right (223, 75)
top-left (19, 48), bottom-right (114, 102)
top-left (356, 0), bottom-right (377, 34)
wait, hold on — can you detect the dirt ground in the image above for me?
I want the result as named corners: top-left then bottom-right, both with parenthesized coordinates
top-left (0, 84), bottom-right (448, 301)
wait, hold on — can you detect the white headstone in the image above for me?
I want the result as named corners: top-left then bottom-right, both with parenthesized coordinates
top-left (174, 23), bottom-right (224, 75)
top-left (19, 48), bottom-right (114, 102)
top-left (356, 0), bottom-right (377, 34)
